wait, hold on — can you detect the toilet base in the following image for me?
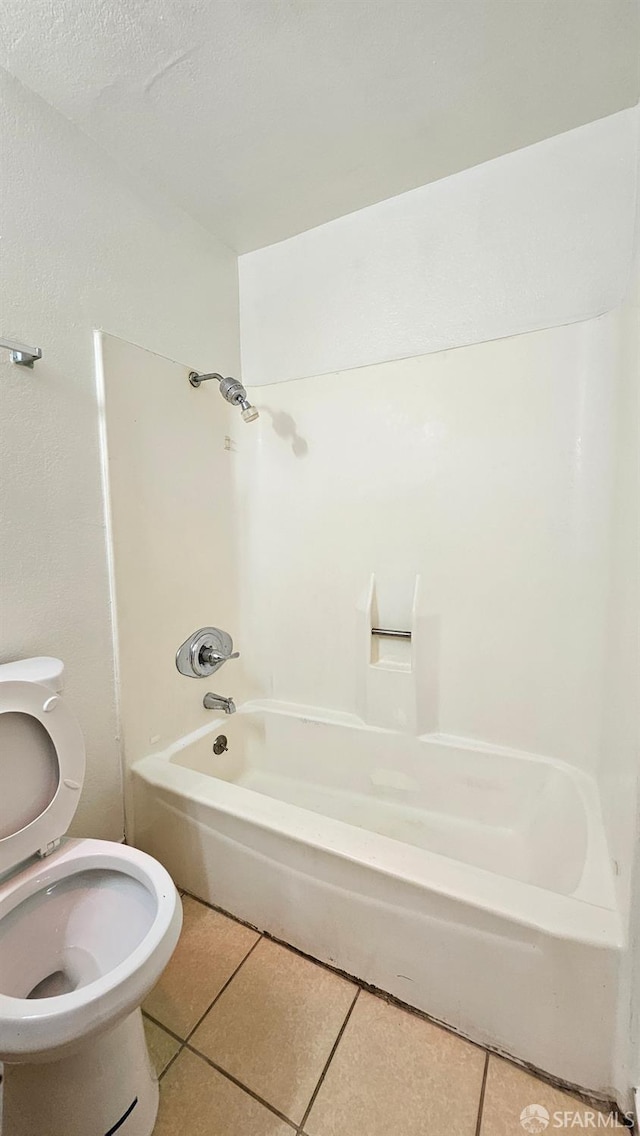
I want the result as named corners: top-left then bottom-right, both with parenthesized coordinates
top-left (2, 1008), bottom-right (159, 1136)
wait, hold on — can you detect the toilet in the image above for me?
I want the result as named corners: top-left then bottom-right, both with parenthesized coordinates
top-left (0, 657), bottom-right (183, 1136)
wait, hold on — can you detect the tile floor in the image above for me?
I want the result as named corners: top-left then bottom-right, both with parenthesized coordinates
top-left (144, 894), bottom-right (625, 1135)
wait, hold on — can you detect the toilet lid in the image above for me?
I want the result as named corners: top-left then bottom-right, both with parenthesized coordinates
top-left (0, 680), bottom-right (85, 875)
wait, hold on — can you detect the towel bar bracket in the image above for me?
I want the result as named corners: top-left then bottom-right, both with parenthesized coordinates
top-left (0, 337), bottom-right (42, 367)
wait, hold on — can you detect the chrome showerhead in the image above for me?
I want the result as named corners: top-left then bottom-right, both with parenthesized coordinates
top-left (188, 371), bottom-right (259, 423)
top-left (218, 376), bottom-right (260, 421)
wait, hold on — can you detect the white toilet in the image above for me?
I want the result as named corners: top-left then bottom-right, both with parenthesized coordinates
top-left (0, 657), bottom-right (183, 1136)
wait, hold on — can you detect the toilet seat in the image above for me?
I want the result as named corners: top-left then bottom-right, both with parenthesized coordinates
top-left (0, 678), bottom-right (85, 876)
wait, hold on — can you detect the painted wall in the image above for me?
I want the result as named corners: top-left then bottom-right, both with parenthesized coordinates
top-left (236, 317), bottom-right (617, 772)
top-left (239, 108), bottom-right (638, 385)
top-left (0, 68), bottom-right (239, 840)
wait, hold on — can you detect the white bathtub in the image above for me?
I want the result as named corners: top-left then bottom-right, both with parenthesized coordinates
top-left (132, 701), bottom-right (623, 1095)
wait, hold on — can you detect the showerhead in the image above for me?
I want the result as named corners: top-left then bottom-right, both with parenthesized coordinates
top-left (218, 376), bottom-right (260, 421)
top-left (188, 371), bottom-right (259, 423)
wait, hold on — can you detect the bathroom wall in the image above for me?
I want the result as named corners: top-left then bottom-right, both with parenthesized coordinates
top-left (0, 68), bottom-right (239, 840)
top-left (239, 108), bottom-right (638, 385)
top-left (236, 316), bottom-right (617, 772)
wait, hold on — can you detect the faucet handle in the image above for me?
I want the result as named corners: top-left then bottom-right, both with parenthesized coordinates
top-left (201, 647), bottom-right (240, 667)
top-left (176, 627), bottom-right (239, 678)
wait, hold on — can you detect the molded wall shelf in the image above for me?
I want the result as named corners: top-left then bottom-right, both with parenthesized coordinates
top-left (356, 574), bottom-right (439, 734)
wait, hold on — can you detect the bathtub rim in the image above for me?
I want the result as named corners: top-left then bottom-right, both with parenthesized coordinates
top-left (132, 701), bottom-right (623, 952)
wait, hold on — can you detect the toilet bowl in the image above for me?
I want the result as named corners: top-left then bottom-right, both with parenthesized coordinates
top-left (0, 658), bottom-right (183, 1136)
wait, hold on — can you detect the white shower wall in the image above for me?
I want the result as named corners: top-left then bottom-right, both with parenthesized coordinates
top-left (234, 317), bottom-right (618, 774)
top-left (598, 264), bottom-right (640, 918)
top-left (98, 334), bottom-right (248, 772)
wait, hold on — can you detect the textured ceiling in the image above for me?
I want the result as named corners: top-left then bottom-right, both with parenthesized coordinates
top-left (1, 0), bottom-right (638, 252)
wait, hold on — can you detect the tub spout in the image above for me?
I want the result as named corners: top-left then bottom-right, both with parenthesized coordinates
top-left (203, 692), bottom-right (236, 714)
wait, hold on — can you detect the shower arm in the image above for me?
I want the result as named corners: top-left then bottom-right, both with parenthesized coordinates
top-left (188, 371), bottom-right (224, 388)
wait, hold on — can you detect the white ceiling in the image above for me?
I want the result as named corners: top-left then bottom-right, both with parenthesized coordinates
top-left (1, 0), bottom-right (638, 252)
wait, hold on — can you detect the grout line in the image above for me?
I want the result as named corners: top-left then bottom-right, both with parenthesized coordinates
top-left (146, 935), bottom-right (263, 1083)
top-left (141, 1010), bottom-right (186, 1082)
top-left (298, 987), bottom-right (360, 1133)
top-left (184, 934), bottom-right (263, 1044)
top-left (474, 1051), bottom-right (490, 1136)
top-left (181, 889), bottom-right (261, 935)
top-left (159, 1044), bottom-right (183, 1082)
top-left (177, 891), bottom-right (619, 1115)
top-left (183, 1044), bottom-right (298, 1130)
top-left (142, 1010), bottom-right (184, 1046)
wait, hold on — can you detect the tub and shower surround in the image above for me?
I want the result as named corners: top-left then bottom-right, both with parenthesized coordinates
top-left (102, 313), bottom-right (633, 1105)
